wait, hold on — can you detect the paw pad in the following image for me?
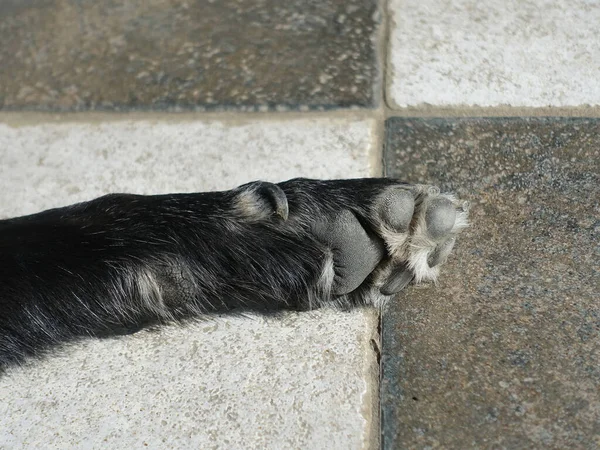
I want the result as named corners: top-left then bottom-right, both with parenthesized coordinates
top-left (369, 184), bottom-right (469, 302)
top-left (403, 185), bottom-right (468, 284)
top-left (272, 178), bottom-right (469, 308)
top-left (378, 187), bottom-right (415, 232)
top-left (425, 197), bottom-right (457, 240)
top-left (312, 210), bottom-right (385, 295)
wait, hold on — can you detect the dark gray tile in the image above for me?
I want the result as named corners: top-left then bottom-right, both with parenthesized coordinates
top-left (0, 0), bottom-right (379, 111)
top-left (382, 118), bottom-right (600, 448)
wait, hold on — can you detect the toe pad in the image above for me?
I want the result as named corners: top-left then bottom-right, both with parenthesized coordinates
top-left (425, 197), bottom-right (456, 240)
top-left (378, 188), bottom-right (415, 232)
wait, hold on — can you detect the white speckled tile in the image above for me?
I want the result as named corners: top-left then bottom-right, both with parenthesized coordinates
top-left (0, 118), bottom-right (376, 217)
top-left (388, 0), bottom-right (600, 107)
top-left (0, 117), bottom-right (379, 450)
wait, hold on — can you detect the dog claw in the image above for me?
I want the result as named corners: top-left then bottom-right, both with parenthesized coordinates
top-left (427, 237), bottom-right (456, 267)
top-left (380, 267), bottom-right (413, 295)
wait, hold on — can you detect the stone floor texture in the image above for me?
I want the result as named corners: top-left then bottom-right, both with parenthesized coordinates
top-left (1, 311), bottom-right (376, 449)
top-left (0, 118), bottom-right (377, 217)
top-left (2, 0), bottom-right (600, 448)
top-left (388, 0), bottom-right (600, 107)
top-left (0, 0), bottom-right (379, 111)
top-left (0, 118), bottom-right (378, 449)
top-left (382, 118), bottom-right (600, 449)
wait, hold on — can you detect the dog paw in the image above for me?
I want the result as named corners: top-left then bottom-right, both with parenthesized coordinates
top-left (371, 185), bottom-right (470, 304)
top-left (278, 179), bottom-right (470, 308)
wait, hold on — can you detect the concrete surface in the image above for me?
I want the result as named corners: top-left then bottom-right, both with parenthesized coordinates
top-left (0, 117), bottom-right (379, 449)
top-left (382, 117), bottom-right (600, 448)
top-left (0, 0), bottom-right (380, 111)
top-left (388, 0), bottom-right (600, 108)
top-left (3, 0), bottom-right (600, 447)
top-left (0, 116), bottom-right (378, 217)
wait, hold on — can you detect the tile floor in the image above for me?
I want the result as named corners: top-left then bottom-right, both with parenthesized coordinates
top-left (1, 0), bottom-right (598, 448)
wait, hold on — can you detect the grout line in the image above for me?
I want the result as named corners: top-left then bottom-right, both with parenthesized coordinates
top-left (370, 0), bottom-right (391, 178)
top-left (370, 110), bottom-right (386, 178)
top-left (384, 105), bottom-right (600, 118)
top-left (0, 109), bottom-right (381, 127)
top-left (372, 1), bottom-right (391, 449)
top-left (3, 104), bottom-right (599, 129)
top-left (380, 0), bottom-right (394, 112)
top-left (362, 308), bottom-right (383, 450)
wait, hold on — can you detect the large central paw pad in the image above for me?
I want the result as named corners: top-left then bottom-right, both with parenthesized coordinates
top-left (312, 210), bottom-right (385, 295)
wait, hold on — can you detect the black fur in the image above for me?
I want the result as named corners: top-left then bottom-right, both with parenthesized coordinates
top-left (1, 177), bottom-right (470, 372)
top-left (0, 178), bottom-right (404, 370)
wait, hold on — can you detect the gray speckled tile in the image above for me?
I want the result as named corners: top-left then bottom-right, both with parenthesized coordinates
top-left (382, 118), bottom-right (600, 448)
top-left (0, 0), bottom-right (379, 111)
